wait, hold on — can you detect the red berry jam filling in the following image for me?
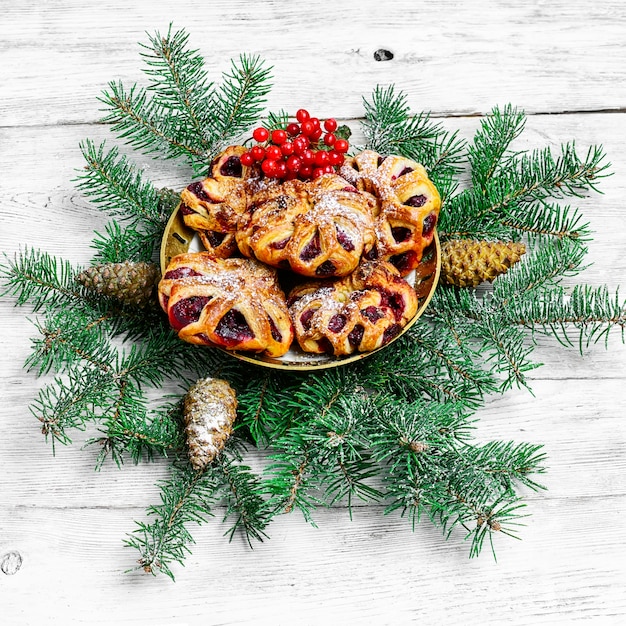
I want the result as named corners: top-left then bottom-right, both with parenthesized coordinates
top-left (187, 181), bottom-right (214, 203)
top-left (361, 306), bottom-right (386, 323)
top-left (377, 155), bottom-right (387, 167)
top-left (364, 246), bottom-right (379, 261)
top-left (389, 250), bottom-right (418, 275)
top-left (219, 155), bottom-right (243, 178)
top-left (317, 337), bottom-right (334, 354)
top-left (194, 333), bottom-right (212, 345)
top-left (378, 290), bottom-right (406, 321)
top-left (422, 212), bottom-right (437, 237)
top-left (206, 230), bottom-right (227, 248)
top-left (328, 314), bottom-right (347, 333)
top-left (300, 232), bottom-right (322, 261)
top-left (405, 194), bottom-right (427, 207)
top-left (300, 308), bottom-right (316, 331)
top-left (179, 203), bottom-right (195, 216)
top-left (267, 315), bottom-right (283, 343)
top-left (398, 166), bottom-right (414, 177)
top-left (315, 260), bottom-right (336, 277)
top-left (342, 185), bottom-right (358, 193)
top-left (270, 235), bottom-right (291, 250)
top-left (391, 226), bottom-right (412, 243)
top-left (169, 295), bottom-right (211, 331)
top-left (336, 227), bottom-right (355, 252)
top-left (214, 309), bottom-right (254, 346)
top-left (382, 324), bottom-right (401, 345)
top-left (163, 266), bottom-right (202, 280)
top-left (348, 324), bottom-right (364, 348)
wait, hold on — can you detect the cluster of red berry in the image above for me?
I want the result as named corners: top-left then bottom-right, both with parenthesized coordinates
top-left (239, 108), bottom-right (350, 181)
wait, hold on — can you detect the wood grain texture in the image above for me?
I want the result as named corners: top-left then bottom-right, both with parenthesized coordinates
top-left (1, 2), bottom-right (626, 624)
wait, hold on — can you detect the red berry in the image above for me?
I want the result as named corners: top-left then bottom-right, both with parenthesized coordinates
top-left (310, 127), bottom-right (323, 142)
top-left (301, 120), bottom-right (315, 136)
top-left (274, 160), bottom-right (288, 178)
top-left (252, 127), bottom-right (269, 142)
top-left (261, 159), bottom-right (278, 176)
top-left (266, 145), bottom-right (282, 161)
top-left (323, 164), bottom-right (334, 174)
top-left (312, 167), bottom-right (325, 179)
top-left (293, 137), bottom-right (308, 154)
top-left (328, 150), bottom-right (342, 166)
top-left (314, 151), bottom-right (329, 166)
top-left (334, 138), bottom-right (349, 153)
top-left (301, 149), bottom-right (315, 165)
top-left (240, 152), bottom-right (254, 166)
top-left (286, 122), bottom-right (300, 136)
top-left (286, 155), bottom-right (302, 172)
top-left (296, 109), bottom-right (310, 123)
top-left (299, 165), bottom-right (313, 179)
top-left (280, 141), bottom-right (294, 156)
top-left (251, 145), bottom-right (265, 161)
top-left (324, 118), bottom-right (338, 132)
top-left (323, 132), bottom-right (336, 146)
top-left (271, 129), bottom-right (287, 145)
top-left (310, 117), bottom-right (320, 129)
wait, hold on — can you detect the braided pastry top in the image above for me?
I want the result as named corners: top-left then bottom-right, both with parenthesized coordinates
top-left (339, 150), bottom-right (441, 276)
top-left (236, 174), bottom-right (377, 278)
top-left (158, 252), bottom-right (293, 358)
top-left (287, 260), bottom-right (418, 356)
top-left (179, 146), bottom-right (252, 258)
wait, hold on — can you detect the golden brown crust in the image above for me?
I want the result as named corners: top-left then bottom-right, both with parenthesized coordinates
top-left (339, 150), bottom-right (441, 276)
top-left (236, 174), bottom-right (377, 278)
top-left (179, 146), bottom-right (252, 258)
top-left (158, 252), bottom-right (293, 357)
top-left (288, 260), bottom-right (418, 356)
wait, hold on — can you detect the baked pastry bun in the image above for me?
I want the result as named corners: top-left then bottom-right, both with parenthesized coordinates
top-left (179, 146), bottom-right (252, 258)
top-left (158, 252), bottom-right (293, 358)
top-left (236, 174), bottom-right (377, 278)
top-left (339, 150), bottom-right (441, 276)
top-left (287, 259), bottom-right (418, 356)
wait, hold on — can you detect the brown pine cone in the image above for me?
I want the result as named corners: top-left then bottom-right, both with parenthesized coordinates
top-left (183, 378), bottom-right (238, 471)
top-left (440, 239), bottom-right (526, 288)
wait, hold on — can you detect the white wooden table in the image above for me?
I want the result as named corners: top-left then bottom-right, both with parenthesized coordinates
top-left (2, 2), bottom-right (626, 624)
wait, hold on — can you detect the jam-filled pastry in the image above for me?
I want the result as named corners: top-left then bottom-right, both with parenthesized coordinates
top-left (287, 259), bottom-right (418, 356)
top-left (236, 174), bottom-right (377, 278)
top-left (179, 146), bottom-right (253, 258)
top-left (339, 150), bottom-right (441, 276)
top-left (158, 252), bottom-right (293, 358)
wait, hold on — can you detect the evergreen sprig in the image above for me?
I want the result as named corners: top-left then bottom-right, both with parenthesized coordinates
top-left (1, 27), bottom-right (623, 579)
top-left (100, 26), bottom-right (272, 175)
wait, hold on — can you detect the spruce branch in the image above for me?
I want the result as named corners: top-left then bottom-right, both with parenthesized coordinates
top-left (125, 461), bottom-right (221, 580)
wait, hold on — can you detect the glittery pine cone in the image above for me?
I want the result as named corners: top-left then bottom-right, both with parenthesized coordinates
top-left (183, 378), bottom-right (238, 471)
top-left (76, 261), bottom-right (160, 307)
top-left (440, 239), bottom-right (526, 288)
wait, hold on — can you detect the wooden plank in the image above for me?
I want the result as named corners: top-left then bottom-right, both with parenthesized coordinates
top-left (2, 0), bottom-right (626, 126)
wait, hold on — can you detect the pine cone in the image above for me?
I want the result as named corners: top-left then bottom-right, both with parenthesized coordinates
top-left (183, 378), bottom-right (238, 471)
top-left (76, 261), bottom-right (160, 307)
top-left (440, 239), bottom-right (526, 288)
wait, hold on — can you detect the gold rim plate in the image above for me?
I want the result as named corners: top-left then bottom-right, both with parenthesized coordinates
top-left (160, 204), bottom-right (440, 370)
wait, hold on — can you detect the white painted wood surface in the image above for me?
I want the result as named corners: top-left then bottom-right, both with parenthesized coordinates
top-left (1, 1), bottom-right (626, 624)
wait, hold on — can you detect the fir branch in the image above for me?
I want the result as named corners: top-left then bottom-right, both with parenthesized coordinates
top-left (0, 248), bottom-right (84, 313)
top-left (30, 368), bottom-right (116, 450)
top-left (91, 220), bottom-right (160, 264)
top-left (211, 54), bottom-right (273, 151)
top-left (140, 26), bottom-right (215, 153)
top-left (214, 453), bottom-right (271, 545)
top-left (76, 140), bottom-right (166, 227)
top-left (26, 307), bottom-right (116, 376)
top-left (125, 462), bottom-right (221, 580)
top-left (100, 80), bottom-right (205, 164)
top-left (468, 104), bottom-right (526, 190)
